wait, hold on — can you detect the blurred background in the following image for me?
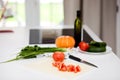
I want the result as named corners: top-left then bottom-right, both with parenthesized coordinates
top-left (0, 0), bottom-right (120, 58)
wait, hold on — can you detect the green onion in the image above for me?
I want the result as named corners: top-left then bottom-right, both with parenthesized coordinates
top-left (1, 45), bottom-right (66, 63)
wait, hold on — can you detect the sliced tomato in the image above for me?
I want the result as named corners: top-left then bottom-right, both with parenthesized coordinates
top-left (52, 62), bottom-right (81, 73)
top-left (52, 62), bottom-right (61, 67)
top-left (67, 64), bottom-right (75, 72)
top-left (60, 64), bottom-right (67, 71)
top-left (76, 65), bottom-right (81, 72)
top-left (66, 65), bottom-right (81, 73)
top-left (58, 62), bottom-right (64, 70)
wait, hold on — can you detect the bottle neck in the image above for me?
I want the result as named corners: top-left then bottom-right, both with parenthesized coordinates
top-left (76, 16), bottom-right (80, 19)
top-left (77, 14), bottom-right (80, 17)
top-left (77, 11), bottom-right (81, 18)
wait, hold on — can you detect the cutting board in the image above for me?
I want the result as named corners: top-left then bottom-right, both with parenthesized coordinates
top-left (24, 57), bottom-right (95, 80)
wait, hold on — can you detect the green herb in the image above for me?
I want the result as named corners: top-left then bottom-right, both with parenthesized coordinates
top-left (1, 45), bottom-right (66, 63)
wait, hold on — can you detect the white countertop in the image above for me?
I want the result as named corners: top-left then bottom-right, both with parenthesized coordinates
top-left (0, 27), bottom-right (120, 80)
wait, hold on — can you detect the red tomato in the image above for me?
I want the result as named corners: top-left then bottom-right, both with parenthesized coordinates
top-left (52, 52), bottom-right (65, 62)
top-left (59, 63), bottom-right (67, 71)
top-left (52, 62), bottom-right (67, 71)
top-left (79, 41), bottom-right (89, 51)
top-left (67, 64), bottom-right (75, 72)
top-left (60, 66), bottom-right (67, 71)
top-left (52, 62), bottom-right (61, 67)
top-left (76, 65), bottom-right (81, 72)
top-left (52, 62), bottom-right (81, 73)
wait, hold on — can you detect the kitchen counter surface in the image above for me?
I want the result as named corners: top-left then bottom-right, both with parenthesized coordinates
top-left (0, 26), bottom-right (120, 80)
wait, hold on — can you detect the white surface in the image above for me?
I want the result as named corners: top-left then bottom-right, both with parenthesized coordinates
top-left (25, 57), bottom-right (94, 80)
top-left (0, 27), bottom-right (120, 80)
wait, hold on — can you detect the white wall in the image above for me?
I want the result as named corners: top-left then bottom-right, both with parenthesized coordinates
top-left (83, 0), bottom-right (101, 37)
top-left (64, 0), bottom-right (80, 25)
top-left (83, 0), bottom-right (116, 53)
top-left (117, 0), bottom-right (120, 58)
top-left (101, 0), bottom-right (116, 53)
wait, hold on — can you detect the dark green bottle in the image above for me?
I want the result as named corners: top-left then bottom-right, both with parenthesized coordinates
top-left (74, 10), bottom-right (82, 47)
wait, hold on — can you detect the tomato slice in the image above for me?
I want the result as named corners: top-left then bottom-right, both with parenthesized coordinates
top-left (76, 65), bottom-right (81, 72)
top-left (67, 64), bottom-right (75, 72)
top-left (60, 64), bottom-right (67, 71)
top-left (58, 62), bottom-right (64, 70)
top-left (52, 62), bottom-right (60, 67)
top-left (52, 62), bottom-right (81, 73)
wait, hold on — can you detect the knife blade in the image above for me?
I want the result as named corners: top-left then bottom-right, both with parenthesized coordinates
top-left (69, 55), bottom-right (98, 68)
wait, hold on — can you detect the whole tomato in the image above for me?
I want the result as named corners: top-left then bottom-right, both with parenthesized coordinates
top-left (52, 52), bottom-right (65, 62)
top-left (79, 41), bottom-right (89, 51)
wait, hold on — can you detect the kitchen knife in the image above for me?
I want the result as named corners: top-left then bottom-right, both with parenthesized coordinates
top-left (69, 55), bottom-right (98, 68)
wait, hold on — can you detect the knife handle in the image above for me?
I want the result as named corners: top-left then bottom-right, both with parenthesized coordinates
top-left (69, 55), bottom-right (81, 62)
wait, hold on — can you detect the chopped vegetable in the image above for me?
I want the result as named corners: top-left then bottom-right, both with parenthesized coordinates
top-left (2, 45), bottom-right (66, 63)
top-left (52, 52), bottom-right (81, 73)
top-left (52, 62), bottom-right (81, 73)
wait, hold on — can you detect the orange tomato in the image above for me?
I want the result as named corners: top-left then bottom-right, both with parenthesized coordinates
top-left (55, 36), bottom-right (75, 48)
